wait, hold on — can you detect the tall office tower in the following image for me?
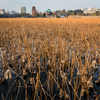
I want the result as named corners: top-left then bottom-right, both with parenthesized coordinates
top-left (32, 6), bottom-right (37, 17)
top-left (20, 7), bottom-right (26, 13)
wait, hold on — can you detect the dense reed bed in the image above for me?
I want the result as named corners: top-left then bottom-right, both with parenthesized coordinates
top-left (0, 18), bottom-right (100, 100)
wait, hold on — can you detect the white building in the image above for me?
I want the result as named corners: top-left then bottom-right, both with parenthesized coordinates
top-left (10, 11), bottom-right (16, 15)
top-left (82, 7), bottom-right (100, 14)
top-left (20, 7), bottom-right (26, 13)
top-left (0, 9), bottom-right (5, 14)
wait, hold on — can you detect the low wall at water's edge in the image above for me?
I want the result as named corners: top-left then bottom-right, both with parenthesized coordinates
top-left (68, 15), bottom-right (100, 18)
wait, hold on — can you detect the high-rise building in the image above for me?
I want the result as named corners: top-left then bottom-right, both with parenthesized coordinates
top-left (20, 7), bottom-right (26, 13)
top-left (32, 6), bottom-right (37, 17)
top-left (0, 9), bottom-right (5, 14)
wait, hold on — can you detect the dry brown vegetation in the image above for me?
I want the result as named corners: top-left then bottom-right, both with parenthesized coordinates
top-left (0, 18), bottom-right (100, 100)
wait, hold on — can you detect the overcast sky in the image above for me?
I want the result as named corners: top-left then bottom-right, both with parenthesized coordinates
top-left (0, 0), bottom-right (100, 13)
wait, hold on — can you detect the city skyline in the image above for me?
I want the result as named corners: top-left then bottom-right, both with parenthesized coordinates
top-left (0, 0), bottom-right (100, 13)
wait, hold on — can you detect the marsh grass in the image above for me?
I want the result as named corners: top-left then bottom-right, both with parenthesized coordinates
top-left (0, 18), bottom-right (100, 100)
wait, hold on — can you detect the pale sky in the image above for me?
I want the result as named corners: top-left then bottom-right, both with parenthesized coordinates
top-left (0, 0), bottom-right (100, 13)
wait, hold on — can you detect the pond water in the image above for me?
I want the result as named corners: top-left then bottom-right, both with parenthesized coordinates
top-left (0, 46), bottom-right (100, 100)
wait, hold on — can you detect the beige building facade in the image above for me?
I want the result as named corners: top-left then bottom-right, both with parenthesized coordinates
top-left (82, 7), bottom-right (100, 14)
top-left (0, 9), bottom-right (5, 14)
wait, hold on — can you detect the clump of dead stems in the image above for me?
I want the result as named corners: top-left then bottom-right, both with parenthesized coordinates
top-left (0, 18), bottom-right (100, 100)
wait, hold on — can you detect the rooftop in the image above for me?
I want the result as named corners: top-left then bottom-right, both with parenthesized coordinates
top-left (45, 9), bottom-right (52, 13)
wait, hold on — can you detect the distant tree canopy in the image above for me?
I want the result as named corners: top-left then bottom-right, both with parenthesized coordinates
top-left (43, 13), bottom-right (46, 17)
top-left (38, 12), bottom-right (43, 17)
top-left (66, 10), bottom-right (73, 15)
top-left (74, 10), bottom-right (83, 15)
top-left (0, 13), bottom-right (32, 18)
top-left (0, 14), bottom-right (9, 18)
top-left (21, 12), bottom-right (26, 17)
top-left (66, 9), bottom-right (83, 15)
top-left (95, 11), bottom-right (100, 16)
top-left (62, 9), bottom-right (66, 14)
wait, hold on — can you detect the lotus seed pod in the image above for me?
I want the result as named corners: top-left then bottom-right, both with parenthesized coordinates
top-left (96, 51), bottom-right (100, 58)
top-left (30, 77), bottom-right (34, 84)
top-left (22, 59), bottom-right (25, 63)
top-left (47, 60), bottom-right (50, 65)
top-left (23, 69), bottom-right (28, 76)
top-left (4, 69), bottom-right (12, 80)
top-left (61, 60), bottom-right (65, 64)
top-left (87, 80), bottom-right (93, 89)
top-left (11, 54), bottom-right (14, 61)
top-left (92, 60), bottom-right (98, 69)
top-left (61, 72), bottom-right (66, 78)
top-left (51, 69), bottom-right (54, 74)
top-left (69, 80), bottom-right (71, 86)
top-left (21, 54), bottom-right (26, 62)
top-left (81, 89), bottom-right (86, 97)
top-left (9, 73), bottom-right (12, 79)
top-left (5, 74), bottom-right (8, 80)
top-left (82, 76), bottom-right (87, 83)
